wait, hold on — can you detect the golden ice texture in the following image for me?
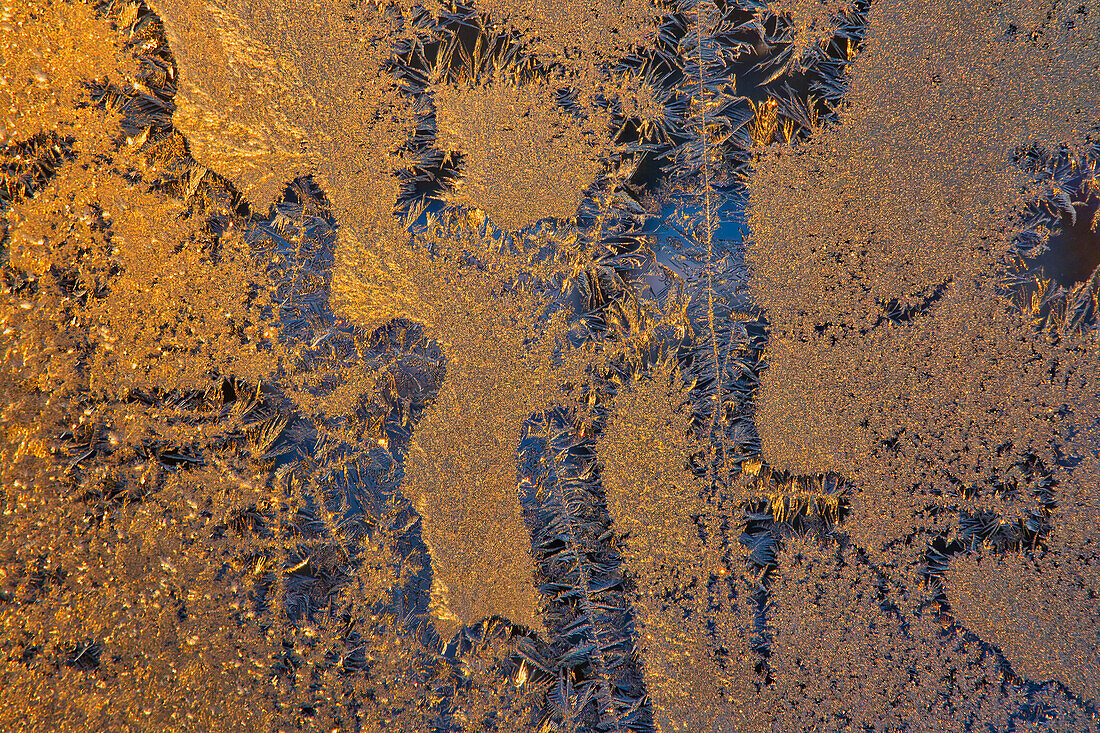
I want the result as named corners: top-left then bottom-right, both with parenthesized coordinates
top-left (434, 81), bottom-right (607, 231)
top-left (150, 0), bottom-right (412, 227)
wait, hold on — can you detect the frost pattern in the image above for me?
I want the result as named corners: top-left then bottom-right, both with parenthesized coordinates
top-left (3, 0), bottom-right (1100, 730)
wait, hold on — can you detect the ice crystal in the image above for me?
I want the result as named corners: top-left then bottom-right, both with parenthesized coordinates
top-left (4, 0), bottom-right (1100, 729)
top-left (434, 81), bottom-right (609, 231)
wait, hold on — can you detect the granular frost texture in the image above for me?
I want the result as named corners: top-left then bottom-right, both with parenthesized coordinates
top-left (434, 82), bottom-right (608, 231)
top-left (3, 0), bottom-right (1100, 730)
top-left (150, 0), bottom-right (413, 228)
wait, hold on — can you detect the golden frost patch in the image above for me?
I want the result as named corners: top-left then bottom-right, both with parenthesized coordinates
top-left (434, 81), bottom-right (608, 231)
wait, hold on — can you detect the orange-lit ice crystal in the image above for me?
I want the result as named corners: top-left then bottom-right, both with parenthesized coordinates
top-left (331, 220), bottom-right (593, 634)
top-left (149, 0), bottom-right (412, 227)
top-left (748, 0), bottom-right (1100, 475)
top-left (0, 0), bottom-right (132, 145)
top-left (434, 81), bottom-right (608, 231)
top-left (476, 0), bottom-right (658, 69)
